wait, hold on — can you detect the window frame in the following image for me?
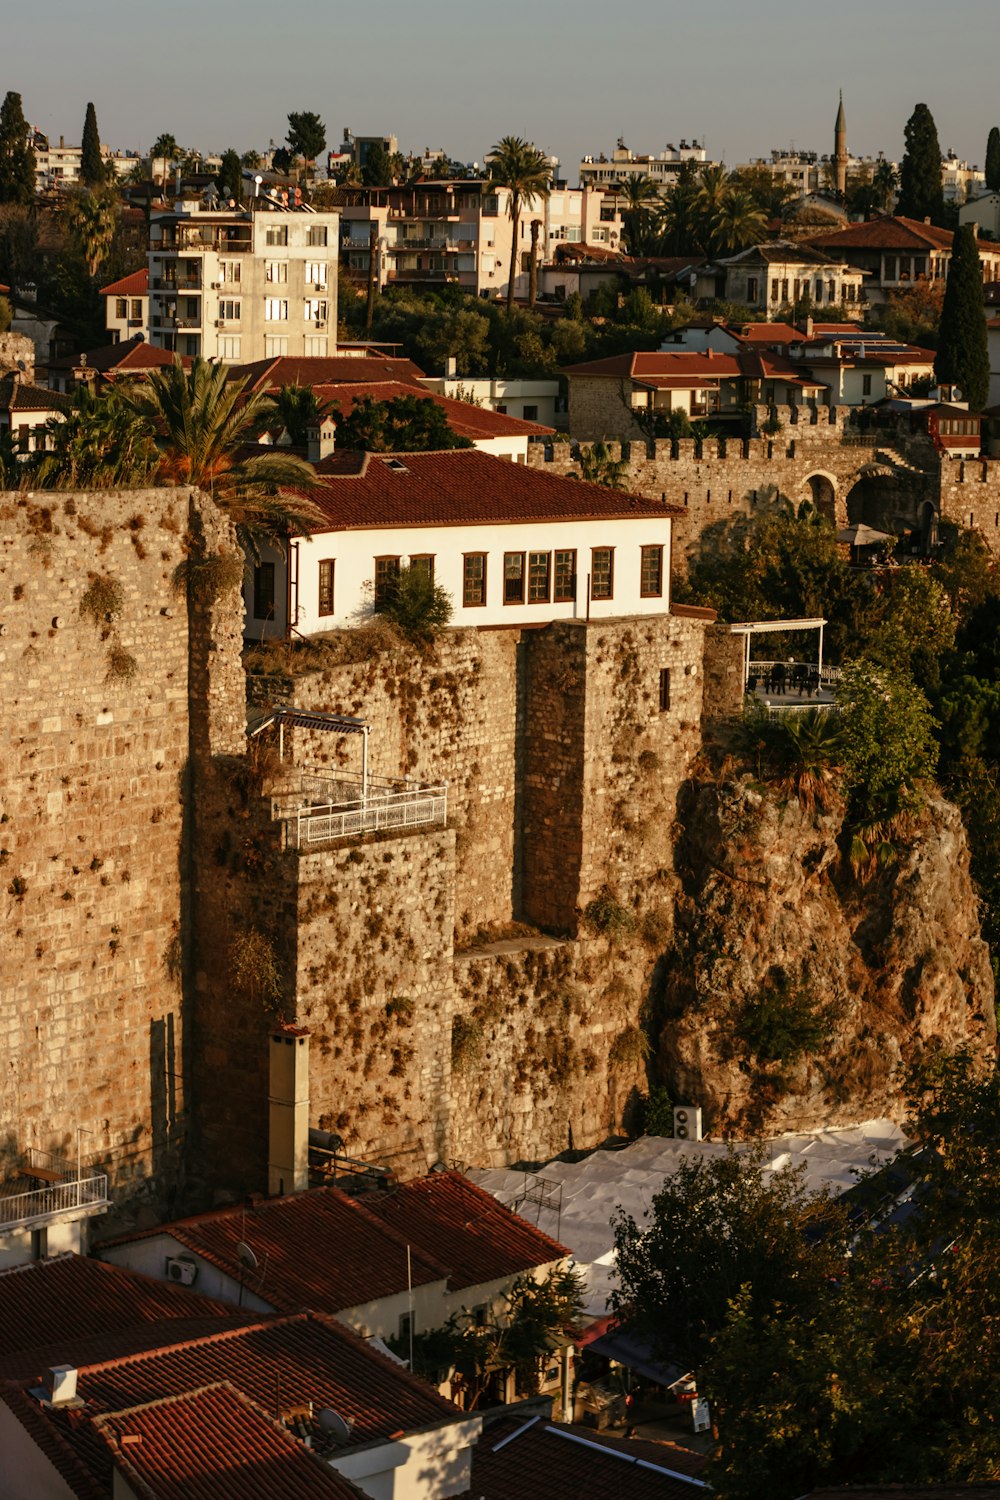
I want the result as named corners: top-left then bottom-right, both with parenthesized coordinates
top-left (409, 554), bottom-right (435, 583)
top-left (640, 543), bottom-right (664, 599)
top-left (115, 297), bottom-right (127, 318)
top-left (318, 558), bottom-right (335, 617)
top-left (658, 667), bottom-right (671, 712)
top-left (553, 548), bottom-right (577, 603)
top-left (462, 551), bottom-right (488, 608)
top-left (528, 550), bottom-right (551, 604)
top-left (373, 555), bottom-right (401, 609)
top-left (253, 561), bottom-right (275, 620)
top-left (590, 546), bottom-right (614, 601)
top-left (503, 550), bottom-right (525, 605)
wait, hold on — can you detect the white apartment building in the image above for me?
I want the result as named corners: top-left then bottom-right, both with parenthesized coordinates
top-left (341, 180), bottom-right (621, 300)
top-left (147, 193), bottom-right (340, 362)
top-left (578, 139), bottom-right (709, 191)
top-left (32, 133), bottom-right (140, 192)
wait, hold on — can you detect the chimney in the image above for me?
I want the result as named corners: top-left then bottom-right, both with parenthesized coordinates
top-left (43, 1365), bottom-right (78, 1407)
top-left (445, 355), bottom-right (457, 378)
top-left (307, 415), bottom-right (336, 463)
top-left (268, 1024), bottom-right (310, 1196)
top-left (805, 315), bottom-right (814, 337)
top-left (59, 135), bottom-right (64, 149)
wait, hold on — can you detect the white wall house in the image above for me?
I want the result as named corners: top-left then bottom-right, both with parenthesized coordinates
top-left (241, 449), bottom-right (677, 640)
top-left (419, 375), bottom-right (565, 430)
top-left (100, 269), bottom-right (149, 343)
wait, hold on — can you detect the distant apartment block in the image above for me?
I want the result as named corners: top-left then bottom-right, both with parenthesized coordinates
top-left (147, 193), bottom-right (339, 362)
top-left (31, 132), bottom-right (140, 192)
top-left (578, 138), bottom-right (709, 190)
top-left (341, 180), bottom-right (621, 299)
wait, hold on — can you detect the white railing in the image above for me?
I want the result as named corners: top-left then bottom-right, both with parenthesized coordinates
top-left (0, 1159), bottom-right (109, 1232)
top-left (274, 779), bottom-right (448, 849)
top-left (749, 660), bottom-right (842, 688)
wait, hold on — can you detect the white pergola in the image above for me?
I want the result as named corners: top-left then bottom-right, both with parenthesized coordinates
top-left (728, 617), bottom-right (827, 692)
top-left (247, 705), bottom-right (371, 798)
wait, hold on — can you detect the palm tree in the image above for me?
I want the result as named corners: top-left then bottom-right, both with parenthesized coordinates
top-left (488, 136), bottom-right (552, 312)
top-left (123, 358), bottom-right (323, 557)
top-left (712, 188), bottom-right (767, 255)
top-left (693, 164), bottom-right (730, 254)
top-left (271, 383), bottom-right (329, 448)
top-left (873, 159), bottom-right (898, 214)
top-left (150, 133), bottom-right (179, 193)
top-left (36, 383), bottom-right (157, 489)
top-left (618, 172), bottom-right (661, 255)
top-left (62, 189), bottom-right (118, 278)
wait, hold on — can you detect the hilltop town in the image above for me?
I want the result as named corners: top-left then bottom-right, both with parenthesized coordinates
top-left (1, 84), bottom-right (1000, 1499)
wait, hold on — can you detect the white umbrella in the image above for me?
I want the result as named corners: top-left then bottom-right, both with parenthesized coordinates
top-left (835, 522), bottom-right (895, 547)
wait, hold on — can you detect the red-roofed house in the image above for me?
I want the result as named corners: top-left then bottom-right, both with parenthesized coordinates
top-left (297, 381), bottom-right (553, 460)
top-left (470, 1414), bottom-right (711, 1500)
top-left (46, 336), bottom-right (189, 394)
top-left (0, 372), bottom-right (70, 455)
top-left (239, 447), bottom-right (681, 637)
top-left (99, 269), bottom-right (149, 344)
top-left (807, 215), bottom-right (1000, 305)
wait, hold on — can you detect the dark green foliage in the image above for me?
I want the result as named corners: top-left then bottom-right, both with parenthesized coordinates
top-left (935, 224), bottom-right (990, 410)
top-left (375, 562), bottom-right (453, 640)
top-left (582, 887), bottom-right (638, 938)
top-left (361, 140), bottom-right (392, 187)
top-left (837, 660), bottom-right (938, 823)
top-left (331, 393), bottom-right (473, 452)
top-left (217, 148), bottom-right (242, 204)
top-left (736, 969), bottom-right (834, 1064)
top-left (0, 92), bottom-right (35, 206)
top-left (80, 102), bottom-right (104, 187)
top-left (897, 102), bottom-right (945, 224)
top-left (987, 127), bottom-right (1000, 192)
top-left (286, 111), bottom-right (326, 166)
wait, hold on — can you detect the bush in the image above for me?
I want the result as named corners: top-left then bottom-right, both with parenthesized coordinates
top-left (80, 575), bottom-right (124, 625)
top-left (737, 970), bottom-right (833, 1065)
top-left (609, 1024), bottom-right (652, 1067)
top-left (176, 549), bottom-right (246, 602)
top-left (229, 928), bottom-right (282, 1012)
top-left (642, 1084), bottom-right (675, 1137)
top-left (106, 643), bottom-right (137, 682)
top-left (376, 563), bottom-right (453, 640)
top-left (836, 660), bottom-right (937, 822)
top-left (583, 887), bottom-right (638, 939)
top-left (451, 1015), bottom-right (484, 1072)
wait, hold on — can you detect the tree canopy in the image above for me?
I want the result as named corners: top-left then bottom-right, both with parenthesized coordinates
top-left (286, 111), bottom-right (326, 167)
top-left (987, 126), bottom-right (1000, 192)
top-left (362, 140), bottom-right (392, 188)
top-left (935, 224), bottom-right (990, 410)
top-left (217, 148), bottom-right (243, 205)
top-left (489, 136), bottom-right (552, 312)
top-left (330, 393), bottom-right (473, 452)
top-left (80, 102), bottom-right (104, 188)
top-left (0, 91), bottom-right (35, 206)
top-left (897, 102), bottom-right (945, 223)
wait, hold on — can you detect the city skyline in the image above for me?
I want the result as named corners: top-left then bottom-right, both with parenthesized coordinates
top-left (7, 0), bottom-right (1000, 180)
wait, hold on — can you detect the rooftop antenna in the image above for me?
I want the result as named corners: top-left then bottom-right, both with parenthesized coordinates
top-left (236, 1239), bottom-right (258, 1307)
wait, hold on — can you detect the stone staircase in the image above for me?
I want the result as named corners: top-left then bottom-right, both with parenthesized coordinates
top-left (875, 444), bottom-right (930, 476)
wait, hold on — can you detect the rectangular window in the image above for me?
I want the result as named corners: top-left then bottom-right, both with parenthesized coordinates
top-left (265, 260), bottom-right (288, 283)
top-left (305, 261), bottom-right (328, 287)
top-left (218, 336), bottom-right (242, 359)
top-left (862, 373), bottom-right (872, 396)
top-left (781, 278), bottom-right (789, 301)
top-left (264, 225), bottom-right (288, 247)
top-left (554, 549), bottom-right (577, 603)
top-left (409, 554), bottom-right (434, 582)
top-left (115, 298), bottom-right (127, 318)
top-left (640, 544), bottom-right (664, 598)
top-left (528, 551), bottom-right (551, 602)
top-left (318, 559), bottom-right (335, 616)
top-left (304, 298), bottom-right (328, 322)
top-left (307, 225), bottom-right (328, 247)
top-left (304, 336), bottom-right (328, 356)
top-left (263, 336), bottom-right (288, 357)
top-left (374, 556), bottom-right (400, 608)
top-left (219, 260), bottom-right (242, 284)
top-left (827, 278), bottom-right (835, 302)
top-left (130, 298), bottom-right (143, 320)
top-left (770, 281), bottom-right (779, 303)
top-left (217, 299), bottom-right (241, 321)
top-left (463, 552), bottom-right (487, 607)
top-left (504, 551), bottom-right (525, 604)
top-left (253, 562), bottom-right (275, 620)
top-left (747, 276), bottom-right (758, 302)
top-left (591, 547), bottom-right (614, 600)
top-left (522, 404), bottom-right (539, 421)
top-left (659, 667), bottom-right (671, 712)
top-left (264, 298), bottom-right (288, 321)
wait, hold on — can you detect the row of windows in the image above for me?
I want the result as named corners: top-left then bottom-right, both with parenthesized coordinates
top-left (114, 298), bottom-right (144, 320)
top-left (265, 260), bottom-right (328, 285)
top-left (264, 299), bottom-right (330, 322)
top-left (768, 277), bottom-right (858, 303)
top-left (262, 224), bottom-right (329, 248)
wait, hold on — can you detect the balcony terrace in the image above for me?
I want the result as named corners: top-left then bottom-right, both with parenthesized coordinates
top-left (0, 1148), bottom-right (108, 1235)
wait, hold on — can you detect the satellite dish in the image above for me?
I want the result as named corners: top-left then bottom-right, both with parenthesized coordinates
top-left (236, 1241), bottom-right (258, 1272)
top-left (317, 1409), bottom-right (353, 1445)
top-left (254, 175), bottom-right (263, 185)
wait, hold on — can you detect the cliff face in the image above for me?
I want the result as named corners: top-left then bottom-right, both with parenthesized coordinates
top-left (659, 775), bottom-right (996, 1134)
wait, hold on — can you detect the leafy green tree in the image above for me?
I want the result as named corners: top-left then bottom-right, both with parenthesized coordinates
top-left (286, 111), bottom-right (326, 173)
top-left (376, 561), bottom-right (453, 640)
top-left (0, 204), bottom-right (38, 292)
top-left (865, 566), bottom-right (955, 689)
top-left (35, 382), bottom-right (157, 489)
top-left (241, 149), bottom-right (262, 170)
top-left (62, 188), bottom-right (117, 277)
top-left (836, 660), bottom-right (938, 824)
top-left (618, 171), bottom-right (661, 255)
top-left (331, 393), bottom-right (473, 452)
top-left (272, 383), bottom-right (327, 448)
top-left (935, 224), bottom-right (990, 410)
top-left (897, 102), bottom-right (945, 223)
top-left (150, 132), bottom-right (179, 191)
top-left (0, 92), bottom-right (35, 206)
top-left (217, 148), bottom-right (243, 204)
top-left (712, 187), bottom-right (767, 255)
top-left (987, 127), bottom-right (1000, 192)
top-left (80, 102), bottom-right (104, 188)
top-left (488, 136), bottom-right (552, 312)
top-left (123, 357), bottom-right (321, 556)
top-left (362, 140), bottom-right (392, 188)
top-left (873, 157), bottom-right (899, 212)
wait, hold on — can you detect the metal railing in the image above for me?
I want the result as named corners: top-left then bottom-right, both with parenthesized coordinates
top-left (0, 1151), bottom-right (108, 1232)
top-left (749, 660), bottom-right (842, 687)
top-left (272, 775), bottom-right (448, 849)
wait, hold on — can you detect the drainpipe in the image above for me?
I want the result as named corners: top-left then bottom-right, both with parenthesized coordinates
top-left (362, 725), bottom-right (370, 802)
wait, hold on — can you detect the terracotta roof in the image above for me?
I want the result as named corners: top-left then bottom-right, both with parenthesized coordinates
top-left (47, 337), bottom-right (187, 376)
top-left (302, 449), bottom-right (684, 531)
top-left (728, 322), bottom-right (802, 345)
top-left (13, 1311), bottom-right (459, 1495)
top-left (99, 268), bottom-right (149, 298)
top-left (725, 240), bottom-right (854, 268)
top-left (362, 1172), bottom-right (568, 1291)
top-left (93, 1382), bottom-right (362, 1499)
top-left (314, 381), bottom-right (554, 438)
top-left (0, 1254), bottom-right (253, 1382)
top-left (807, 215), bottom-right (1000, 255)
top-left (0, 1387), bottom-right (107, 1500)
top-left (232, 355), bottom-right (428, 393)
top-left (562, 350), bottom-right (742, 380)
top-left (471, 1417), bottom-right (711, 1499)
top-left (0, 374), bottom-right (71, 414)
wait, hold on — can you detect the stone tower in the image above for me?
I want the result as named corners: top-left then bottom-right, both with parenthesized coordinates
top-left (834, 91), bottom-right (847, 196)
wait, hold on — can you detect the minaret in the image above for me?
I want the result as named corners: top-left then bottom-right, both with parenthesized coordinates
top-left (834, 91), bottom-right (847, 196)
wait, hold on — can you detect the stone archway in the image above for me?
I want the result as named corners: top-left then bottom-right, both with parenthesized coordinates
top-left (803, 471), bottom-right (839, 525)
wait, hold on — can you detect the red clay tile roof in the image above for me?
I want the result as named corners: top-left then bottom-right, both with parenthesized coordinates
top-left (314, 380), bottom-right (554, 439)
top-left (728, 321), bottom-right (802, 345)
top-left (807, 215), bottom-right (1000, 255)
top-left (94, 1382), bottom-right (363, 1499)
top-left (302, 449), bottom-right (684, 531)
top-left (47, 338), bottom-right (188, 376)
top-left (0, 1386), bottom-right (108, 1500)
top-left (0, 375), bottom-right (71, 414)
top-left (0, 1254), bottom-right (253, 1382)
top-left (232, 355), bottom-right (428, 392)
top-left (471, 1416), bottom-right (711, 1499)
top-left (98, 268), bottom-right (149, 298)
top-left (562, 350), bottom-right (743, 380)
top-left (362, 1172), bottom-right (568, 1291)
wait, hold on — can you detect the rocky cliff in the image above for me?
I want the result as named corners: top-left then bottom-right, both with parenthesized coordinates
top-left (658, 773), bottom-right (996, 1134)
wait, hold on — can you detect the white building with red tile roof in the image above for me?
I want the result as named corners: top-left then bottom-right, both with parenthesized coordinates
top-left (240, 448), bottom-right (680, 638)
top-left (99, 269), bottom-right (149, 345)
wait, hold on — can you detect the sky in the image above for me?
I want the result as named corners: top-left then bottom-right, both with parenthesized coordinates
top-left (7, 0), bottom-right (1000, 176)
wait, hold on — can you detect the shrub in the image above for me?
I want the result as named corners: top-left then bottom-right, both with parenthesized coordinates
top-left (80, 575), bottom-right (125, 625)
top-left (106, 644), bottom-right (138, 682)
top-left (610, 1025), bottom-right (651, 1068)
top-left (836, 661), bottom-right (937, 823)
top-left (736, 970), bottom-right (833, 1065)
top-left (583, 887), bottom-right (638, 939)
top-left (642, 1084), bottom-right (675, 1137)
top-left (376, 563), bottom-right (453, 641)
top-left (229, 928), bottom-right (282, 1012)
top-left (176, 549), bottom-right (246, 602)
top-left (451, 1015), bottom-right (484, 1072)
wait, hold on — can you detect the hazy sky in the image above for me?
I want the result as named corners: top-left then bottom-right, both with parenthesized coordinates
top-left (7, 0), bottom-right (999, 175)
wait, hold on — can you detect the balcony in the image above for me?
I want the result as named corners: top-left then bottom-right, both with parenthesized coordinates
top-left (0, 1149), bottom-right (108, 1234)
top-left (271, 771), bottom-right (448, 849)
top-left (386, 269), bottom-right (449, 283)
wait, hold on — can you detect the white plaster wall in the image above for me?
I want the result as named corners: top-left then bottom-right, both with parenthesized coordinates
top-left (98, 1236), bottom-right (273, 1313)
top-left (0, 1215), bottom-right (86, 1270)
top-left (0, 1400), bottom-right (80, 1500)
top-left (332, 1418), bottom-right (481, 1500)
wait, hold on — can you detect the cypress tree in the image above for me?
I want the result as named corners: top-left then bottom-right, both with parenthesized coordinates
top-left (935, 224), bottom-right (989, 411)
top-left (898, 102), bottom-right (944, 224)
top-left (217, 148), bottom-right (242, 204)
top-left (986, 127), bottom-right (1000, 193)
top-left (80, 102), bottom-right (104, 187)
top-left (0, 91), bottom-right (36, 206)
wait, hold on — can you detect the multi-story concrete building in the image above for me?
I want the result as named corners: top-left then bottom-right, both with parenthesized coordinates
top-left (147, 193), bottom-right (340, 362)
top-left (341, 180), bottom-right (621, 299)
top-left (31, 131), bottom-right (140, 192)
top-left (578, 138), bottom-right (709, 191)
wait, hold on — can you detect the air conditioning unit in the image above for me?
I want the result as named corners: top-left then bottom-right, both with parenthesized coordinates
top-left (210, 281), bottom-right (221, 289)
top-left (673, 1106), bottom-right (703, 1142)
top-left (314, 319), bottom-right (327, 329)
top-left (165, 1255), bottom-right (197, 1286)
